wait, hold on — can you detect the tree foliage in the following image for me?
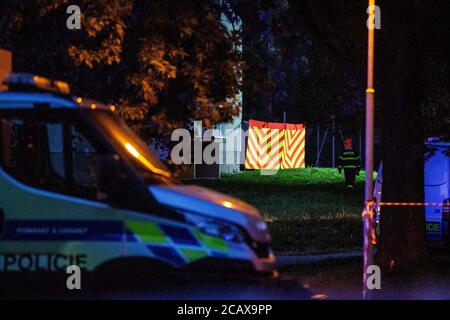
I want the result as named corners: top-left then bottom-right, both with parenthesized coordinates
top-left (237, 0), bottom-right (448, 273)
top-left (291, 0), bottom-right (449, 273)
top-left (0, 0), bottom-right (242, 140)
top-left (237, 0), bottom-right (364, 131)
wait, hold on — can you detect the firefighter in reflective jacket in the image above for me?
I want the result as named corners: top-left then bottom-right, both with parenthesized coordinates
top-left (337, 138), bottom-right (361, 190)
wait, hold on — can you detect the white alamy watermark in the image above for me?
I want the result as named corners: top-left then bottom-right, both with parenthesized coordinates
top-left (366, 5), bottom-right (381, 30)
top-left (170, 121), bottom-right (246, 166)
top-left (66, 265), bottom-right (82, 290)
top-left (365, 264), bottom-right (381, 290)
top-left (66, 5), bottom-right (81, 30)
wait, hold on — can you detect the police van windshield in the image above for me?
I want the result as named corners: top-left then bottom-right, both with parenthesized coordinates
top-left (89, 110), bottom-right (173, 182)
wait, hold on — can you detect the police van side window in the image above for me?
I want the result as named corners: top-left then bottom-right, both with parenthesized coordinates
top-left (70, 126), bottom-right (100, 190)
top-left (0, 117), bottom-right (43, 187)
top-left (0, 112), bottom-right (107, 201)
top-left (46, 123), bottom-right (100, 191)
top-left (47, 123), bottom-right (66, 178)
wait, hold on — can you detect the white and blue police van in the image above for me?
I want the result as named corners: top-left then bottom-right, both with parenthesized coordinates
top-left (374, 139), bottom-right (450, 242)
top-left (0, 74), bottom-right (275, 287)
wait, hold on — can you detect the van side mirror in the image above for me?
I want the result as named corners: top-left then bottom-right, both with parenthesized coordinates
top-left (96, 155), bottom-right (128, 206)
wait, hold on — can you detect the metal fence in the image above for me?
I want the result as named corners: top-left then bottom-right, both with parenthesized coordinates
top-left (305, 126), bottom-right (365, 168)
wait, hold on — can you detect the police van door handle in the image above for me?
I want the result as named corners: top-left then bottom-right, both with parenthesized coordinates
top-left (0, 208), bottom-right (5, 237)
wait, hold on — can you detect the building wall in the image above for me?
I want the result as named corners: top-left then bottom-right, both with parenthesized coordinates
top-left (218, 12), bottom-right (243, 174)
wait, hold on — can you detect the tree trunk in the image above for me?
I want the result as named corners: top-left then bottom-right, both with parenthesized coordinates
top-left (375, 1), bottom-right (428, 274)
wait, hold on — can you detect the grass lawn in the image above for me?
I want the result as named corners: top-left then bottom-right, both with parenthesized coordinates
top-left (189, 168), bottom-right (366, 255)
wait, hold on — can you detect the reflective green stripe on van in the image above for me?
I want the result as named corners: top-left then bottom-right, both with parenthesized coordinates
top-left (181, 248), bottom-right (208, 263)
top-left (127, 221), bottom-right (229, 252)
top-left (193, 230), bottom-right (228, 252)
top-left (126, 221), bottom-right (168, 244)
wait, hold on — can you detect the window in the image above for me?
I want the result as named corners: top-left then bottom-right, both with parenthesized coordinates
top-left (47, 123), bottom-right (65, 178)
top-left (90, 110), bottom-right (173, 185)
top-left (0, 111), bottom-right (108, 201)
top-left (0, 117), bottom-right (43, 187)
top-left (70, 126), bottom-right (100, 190)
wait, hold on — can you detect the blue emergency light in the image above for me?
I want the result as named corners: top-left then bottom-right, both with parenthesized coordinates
top-left (3, 73), bottom-right (71, 95)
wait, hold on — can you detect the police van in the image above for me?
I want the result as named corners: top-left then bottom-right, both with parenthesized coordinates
top-left (374, 140), bottom-right (450, 242)
top-left (0, 74), bottom-right (275, 283)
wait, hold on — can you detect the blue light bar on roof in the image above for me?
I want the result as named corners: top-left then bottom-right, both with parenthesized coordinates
top-left (3, 73), bottom-right (71, 95)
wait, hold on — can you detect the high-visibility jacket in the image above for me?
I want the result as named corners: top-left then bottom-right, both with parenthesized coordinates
top-left (337, 148), bottom-right (361, 171)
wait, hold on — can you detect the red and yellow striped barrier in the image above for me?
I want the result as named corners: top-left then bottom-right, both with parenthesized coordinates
top-left (282, 123), bottom-right (306, 169)
top-left (245, 119), bottom-right (306, 170)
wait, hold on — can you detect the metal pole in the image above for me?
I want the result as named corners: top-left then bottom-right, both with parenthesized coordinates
top-left (363, 0), bottom-right (376, 300)
top-left (316, 126), bottom-right (320, 167)
top-left (315, 128), bottom-right (328, 167)
top-left (331, 116), bottom-right (336, 168)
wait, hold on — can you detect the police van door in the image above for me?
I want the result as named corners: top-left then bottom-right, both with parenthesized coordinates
top-left (0, 109), bottom-right (126, 274)
top-left (425, 146), bottom-right (450, 240)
